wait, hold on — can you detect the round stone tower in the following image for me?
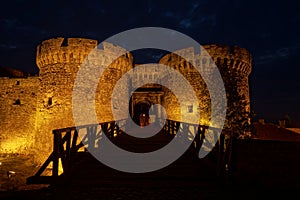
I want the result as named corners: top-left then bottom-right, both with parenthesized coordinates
top-left (159, 45), bottom-right (252, 127)
top-left (204, 44), bottom-right (252, 110)
top-left (206, 44), bottom-right (252, 129)
top-left (34, 38), bottom-right (133, 162)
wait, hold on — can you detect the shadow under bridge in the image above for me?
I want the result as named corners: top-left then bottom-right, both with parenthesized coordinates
top-left (26, 118), bottom-right (227, 187)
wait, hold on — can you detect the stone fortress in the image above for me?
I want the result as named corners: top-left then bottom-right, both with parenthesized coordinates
top-left (0, 37), bottom-right (252, 162)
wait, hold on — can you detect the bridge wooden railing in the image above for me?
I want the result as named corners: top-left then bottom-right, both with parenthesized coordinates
top-left (161, 119), bottom-right (232, 177)
top-left (27, 118), bottom-right (229, 185)
top-left (26, 119), bottom-right (127, 184)
top-left (161, 119), bottom-right (208, 152)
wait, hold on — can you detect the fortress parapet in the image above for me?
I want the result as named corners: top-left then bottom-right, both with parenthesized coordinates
top-left (36, 38), bottom-right (133, 74)
top-left (36, 38), bottom-right (97, 69)
top-left (203, 44), bottom-right (252, 76)
top-left (160, 44), bottom-right (252, 75)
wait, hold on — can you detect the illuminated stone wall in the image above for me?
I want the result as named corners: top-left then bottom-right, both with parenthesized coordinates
top-left (159, 48), bottom-right (210, 125)
top-left (159, 45), bottom-right (252, 126)
top-left (0, 77), bottom-right (39, 154)
top-left (34, 38), bottom-right (133, 162)
top-left (0, 37), bottom-right (252, 162)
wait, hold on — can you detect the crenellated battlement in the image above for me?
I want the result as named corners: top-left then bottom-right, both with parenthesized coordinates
top-left (36, 38), bottom-right (98, 69)
top-left (36, 38), bottom-right (133, 74)
top-left (203, 44), bottom-right (252, 76)
top-left (37, 38), bottom-right (251, 76)
top-left (159, 44), bottom-right (252, 76)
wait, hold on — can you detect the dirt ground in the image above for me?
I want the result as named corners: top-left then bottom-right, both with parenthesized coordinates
top-left (1, 125), bottom-right (300, 200)
top-left (0, 154), bottom-right (49, 192)
top-left (0, 145), bottom-right (299, 200)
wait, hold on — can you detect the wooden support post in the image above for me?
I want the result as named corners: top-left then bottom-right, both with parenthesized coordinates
top-left (64, 131), bottom-right (71, 175)
top-left (71, 130), bottom-right (78, 150)
top-left (110, 122), bottom-right (115, 138)
top-left (217, 133), bottom-right (225, 176)
top-left (116, 122), bottom-right (120, 136)
top-left (102, 123), bottom-right (109, 138)
top-left (164, 119), bottom-right (167, 132)
top-left (182, 123), bottom-right (189, 143)
top-left (194, 126), bottom-right (201, 152)
top-left (53, 130), bottom-right (60, 178)
top-left (35, 153), bottom-right (54, 177)
top-left (87, 126), bottom-right (96, 152)
top-left (171, 121), bottom-right (175, 135)
top-left (197, 126), bottom-right (207, 151)
top-left (176, 122), bottom-right (180, 134)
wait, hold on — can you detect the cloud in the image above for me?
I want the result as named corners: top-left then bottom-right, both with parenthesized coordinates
top-left (1, 18), bottom-right (46, 35)
top-left (179, 19), bottom-right (193, 28)
top-left (147, 0), bottom-right (154, 14)
top-left (164, 11), bottom-right (175, 18)
top-left (276, 48), bottom-right (289, 57)
top-left (255, 43), bottom-right (300, 64)
top-left (1, 18), bottom-right (19, 30)
top-left (178, 14), bottom-right (216, 29)
top-left (0, 44), bottom-right (17, 50)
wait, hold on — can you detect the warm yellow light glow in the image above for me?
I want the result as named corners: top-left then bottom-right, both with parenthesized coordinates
top-left (0, 137), bottom-right (31, 153)
top-left (200, 119), bottom-right (210, 126)
top-left (58, 158), bottom-right (64, 175)
top-left (44, 159), bottom-right (64, 176)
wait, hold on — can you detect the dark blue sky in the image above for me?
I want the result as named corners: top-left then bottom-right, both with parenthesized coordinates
top-left (0, 0), bottom-right (299, 126)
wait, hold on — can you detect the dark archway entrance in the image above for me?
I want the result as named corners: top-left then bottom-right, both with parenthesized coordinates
top-left (132, 101), bottom-right (151, 127)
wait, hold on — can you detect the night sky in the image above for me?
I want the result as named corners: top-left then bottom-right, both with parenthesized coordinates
top-left (0, 0), bottom-right (299, 126)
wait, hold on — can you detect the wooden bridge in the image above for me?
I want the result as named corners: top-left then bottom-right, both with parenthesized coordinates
top-left (26, 119), bottom-right (232, 187)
